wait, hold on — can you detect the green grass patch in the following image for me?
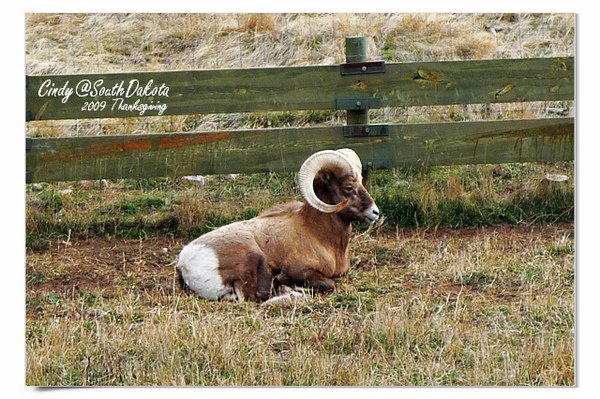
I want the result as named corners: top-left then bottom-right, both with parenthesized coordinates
top-left (371, 163), bottom-right (573, 228)
top-left (26, 163), bottom-right (574, 249)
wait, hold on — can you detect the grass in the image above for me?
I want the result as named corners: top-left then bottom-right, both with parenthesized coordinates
top-left (24, 163), bottom-right (575, 386)
top-left (25, 13), bottom-right (575, 386)
top-left (25, 224), bottom-right (574, 386)
top-left (26, 162), bottom-right (574, 251)
top-left (371, 163), bottom-right (574, 228)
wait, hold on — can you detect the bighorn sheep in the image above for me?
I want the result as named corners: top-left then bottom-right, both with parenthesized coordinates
top-left (176, 148), bottom-right (380, 302)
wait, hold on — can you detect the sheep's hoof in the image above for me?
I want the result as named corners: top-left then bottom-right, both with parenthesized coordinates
top-left (262, 290), bottom-right (307, 306)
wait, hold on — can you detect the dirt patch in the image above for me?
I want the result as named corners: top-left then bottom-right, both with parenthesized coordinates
top-left (26, 236), bottom-right (187, 297)
top-left (26, 223), bottom-right (573, 302)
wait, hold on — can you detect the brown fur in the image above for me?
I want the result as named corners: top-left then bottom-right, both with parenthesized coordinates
top-left (180, 170), bottom-right (376, 301)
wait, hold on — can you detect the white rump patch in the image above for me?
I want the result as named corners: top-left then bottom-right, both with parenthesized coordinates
top-left (177, 243), bottom-right (233, 300)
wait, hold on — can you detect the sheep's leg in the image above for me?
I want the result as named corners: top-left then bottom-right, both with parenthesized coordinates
top-left (276, 268), bottom-right (336, 294)
top-left (273, 272), bottom-right (294, 288)
top-left (261, 289), bottom-right (307, 306)
top-left (231, 280), bottom-right (246, 302)
top-left (255, 253), bottom-right (273, 302)
top-left (304, 271), bottom-right (336, 293)
top-left (231, 251), bottom-right (272, 302)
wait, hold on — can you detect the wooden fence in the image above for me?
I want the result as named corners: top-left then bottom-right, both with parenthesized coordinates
top-left (25, 37), bottom-right (574, 183)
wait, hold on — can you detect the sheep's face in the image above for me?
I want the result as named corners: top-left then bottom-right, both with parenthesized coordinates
top-left (313, 171), bottom-right (380, 223)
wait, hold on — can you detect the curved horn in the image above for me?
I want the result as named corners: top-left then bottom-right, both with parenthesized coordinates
top-left (298, 149), bottom-right (358, 213)
top-left (335, 148), bottom-right (363, 182)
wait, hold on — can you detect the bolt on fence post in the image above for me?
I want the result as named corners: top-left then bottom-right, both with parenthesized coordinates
top-left (345, 36), bottom-right (369, 126)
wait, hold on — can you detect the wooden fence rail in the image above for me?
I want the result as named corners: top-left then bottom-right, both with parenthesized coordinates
top-left (25, 36), bottom-right (574, 183)
top-left (27, 57), bottom-right (573, 121)
top-left (27, 118), bottom-right (573, 182)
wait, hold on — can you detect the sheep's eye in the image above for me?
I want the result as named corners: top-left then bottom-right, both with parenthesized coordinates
top-left (344, 186), bottom-right (356, 195)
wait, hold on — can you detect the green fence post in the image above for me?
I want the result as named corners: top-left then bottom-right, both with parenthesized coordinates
top-left (345, 36), bottom-right (369, 126)
top-left (345, 36), bottom-right (373, 183)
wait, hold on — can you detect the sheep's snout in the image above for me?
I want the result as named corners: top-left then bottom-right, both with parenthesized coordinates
top-left (364, 203), bottom-right (380, 223)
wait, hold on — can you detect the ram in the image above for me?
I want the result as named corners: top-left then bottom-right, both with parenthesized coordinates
top-left (176, 148), bottom-right (380, 302)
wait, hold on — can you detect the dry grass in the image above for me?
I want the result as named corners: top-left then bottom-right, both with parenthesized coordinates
top-left (26, 224), bottom-right (574, 386)
top-left (240, 14), bottom-right (278, 34)
top-left (26, 12), bottom-right (574, 73)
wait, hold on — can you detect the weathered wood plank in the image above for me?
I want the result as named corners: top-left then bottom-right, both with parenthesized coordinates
top-left (26, 118), bottom-right (574, 182)
top-left (26, 57), bottom-right (574, 121)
